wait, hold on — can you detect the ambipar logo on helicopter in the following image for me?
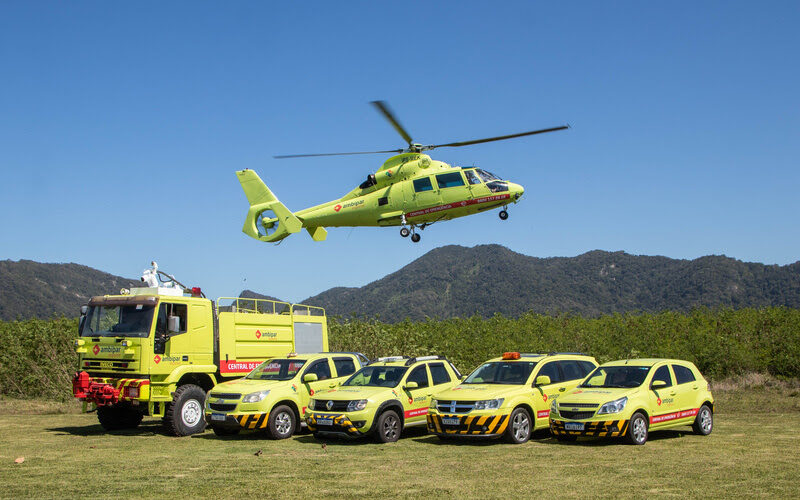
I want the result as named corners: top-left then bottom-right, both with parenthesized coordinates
top-left (236, 100), bottom-right (568, 244)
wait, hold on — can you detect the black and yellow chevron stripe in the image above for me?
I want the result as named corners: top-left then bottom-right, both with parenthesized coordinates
top-left (234, 413), bottom-right (270, 430)
top-left (306, 413), bottom-right (360, 436)
top-left (549, 419), bottom-right (628, 437)
top-left (427, 413), bottom-right (510, 436)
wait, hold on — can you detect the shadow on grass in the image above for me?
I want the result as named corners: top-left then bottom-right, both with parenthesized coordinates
top-left (47, 420), bottom-right (166, 437)
top-left (547, 429), bottom-right (689, 447)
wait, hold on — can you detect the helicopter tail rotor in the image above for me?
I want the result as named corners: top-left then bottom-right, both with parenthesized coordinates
top-left (236, 169), bottom-right (304, 243)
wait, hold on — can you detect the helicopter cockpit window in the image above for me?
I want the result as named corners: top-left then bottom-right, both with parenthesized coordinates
top-left (435, 172), bottom-right (465, 188)
top-left (359, 174), bottom-right (377, 189)
top-left (413, 177), bottom-right (434, 192)
top-left (463, 170), bottom-right (481, 185)
top-left (476, 169), bottom-right (501, 183)
top-left (486, 181), bottom-right (509, 193)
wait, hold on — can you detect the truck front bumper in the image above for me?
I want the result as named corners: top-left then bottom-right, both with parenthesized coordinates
top-left (206, 411), bottom-right (270, 430)
top-left (306, 412), bottom-right (364, 437)
top-left (72, 371), bottom-right (150, 407)
top-left (427, 411), bottom-right (510, 437)
top-left (549, 417), bottom-right (629, 438)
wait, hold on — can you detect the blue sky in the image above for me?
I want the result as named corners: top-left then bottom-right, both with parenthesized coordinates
top-left (1, 1), bottom-right (798, 302)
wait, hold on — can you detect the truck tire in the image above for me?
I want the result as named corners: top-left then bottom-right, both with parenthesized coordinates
top-left (267, 405), bottom-right (296, 439)
top-left (374, 409), bottom-right (401, 443)
top-left (97, 403), bottom-right (143, 431)
top-left (163, 384), bottom-right (207, 436)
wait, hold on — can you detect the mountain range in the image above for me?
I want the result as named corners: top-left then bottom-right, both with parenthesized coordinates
top-left (2, 245), bottom-right (798, 321)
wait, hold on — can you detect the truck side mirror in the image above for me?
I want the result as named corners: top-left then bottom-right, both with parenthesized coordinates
top-left (535, 375), bottom-right (551, 386)
top-left (168, 316), bottom-right (181, 333)
top-left (303, 373), bottom-right (318, 383)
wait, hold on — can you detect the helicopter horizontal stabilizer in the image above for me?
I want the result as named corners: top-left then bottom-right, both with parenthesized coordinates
top-left (236, 169), bottom-right (303, 243)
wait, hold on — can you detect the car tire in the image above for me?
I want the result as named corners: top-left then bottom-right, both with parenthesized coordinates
top-left (692, 404), bottom-right (713, 436)
top-left (97, 403), bottom-right (143, 431)
top-left (504, 407), bottom-right (532, 444)
top-left (211, 426), bottom-right (240, 436)
top-left (163, 384), bottom-right (207, 436)
top-left (374, 409), bottom-right (401, 443)
top-left (267, 405), bottom-right (296, 439)
top-left (624, 411), bottom-right (648, 445)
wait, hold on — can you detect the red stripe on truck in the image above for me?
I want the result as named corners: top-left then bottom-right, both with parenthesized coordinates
top-left (650, 408), bottom-right (699, 424)
top-left (220, 360), bottom-right (263, 374)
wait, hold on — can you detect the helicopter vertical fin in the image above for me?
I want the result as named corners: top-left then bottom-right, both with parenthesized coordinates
top-left (306, 226), bottom-right (327, 241)
top-left (236, 169), bottom-right (303, 243)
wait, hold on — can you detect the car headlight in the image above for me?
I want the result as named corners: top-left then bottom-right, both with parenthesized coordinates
top-left (308, 399), bottom-right (316, 410)
top-left (597, 396), bottom-right (627, 414)
top-left (474, 398), bottom-right (504, 410)
top-left (550, 399), bottom-right (558, 416)
top-left (347, 399), bottom-right (368, 412)
top-left (429, 398), bottom-right (438, 409)
top-left (242, 390), bottom-right (270, 403)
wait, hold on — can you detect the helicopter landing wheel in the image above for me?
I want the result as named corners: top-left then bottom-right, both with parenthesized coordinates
top-left (499, 210), bottom-right (509, 220)
top-left (400, 227), bottom-right (410, 238)
top-left (411, 233), bottom-right (421, 243)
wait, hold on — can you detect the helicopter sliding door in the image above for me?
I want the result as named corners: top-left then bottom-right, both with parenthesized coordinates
top-left (410, 176), bottom-right (442, 212)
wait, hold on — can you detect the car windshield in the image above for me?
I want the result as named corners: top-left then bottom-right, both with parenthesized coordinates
top-left (463, 361), bottom-right (537, 385)
top-left (581, 366), bottom-right (651, 388)
top-left (342, 365), bottom-right (408, 388)
top-left (246, 359), bottom-right (307, 381)
top-left (80, 305), bottom-right (155, 338)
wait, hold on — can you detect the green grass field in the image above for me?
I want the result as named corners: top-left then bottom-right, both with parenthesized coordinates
top-left (1, 379), bottom-right (799, 499)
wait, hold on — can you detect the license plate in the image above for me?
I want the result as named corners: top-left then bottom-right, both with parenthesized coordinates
top-left (100, 361), bottom-right (113, 369)
top-left (442, 417), bottom-right (460, 425)
top-left (316, 418), bottom-right (333, 426)
top-left (565, 422), bottom-right (584, 431)
top-left (211, 413), bottom-right (226, 421)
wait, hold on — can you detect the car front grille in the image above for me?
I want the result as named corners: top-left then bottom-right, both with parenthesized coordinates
top-left (209, 392), bottom-right (241, 400)
top-left (436, 401), bottom-right (476, 414)
top-left (559, 410), bottom-right (596, 419)
top-left (315, 400), bottom-right (351, 411)
top-left (209, 402), bottom-right (237, 412)
top-left (558, 402), bottom-right (598, 408)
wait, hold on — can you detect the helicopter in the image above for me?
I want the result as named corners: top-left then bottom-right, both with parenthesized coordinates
top-left (236, 101), bottom-right (568, 244)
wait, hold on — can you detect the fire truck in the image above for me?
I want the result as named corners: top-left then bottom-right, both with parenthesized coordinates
top-left (72, 262), bottom-right (328, 436)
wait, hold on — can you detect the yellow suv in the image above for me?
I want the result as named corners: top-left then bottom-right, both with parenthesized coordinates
top-left (549, 358), bottom-right (714, 445)
top-left (204, 352), bottom-right (368, 438)
top-left (427, 352), bottom-right (598, 444)
top-left (306, 356), bottom-right (462, 443)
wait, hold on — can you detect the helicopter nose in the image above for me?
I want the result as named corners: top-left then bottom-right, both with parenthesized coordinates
top-left (509, 183), bottom-right (524, 201)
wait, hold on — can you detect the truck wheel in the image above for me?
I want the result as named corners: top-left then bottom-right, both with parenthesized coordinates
top-left (504, 407), bottom-right (532, 444)
top-left (374, 410), bottom-right (401, 443)
top-left (692, 404), bottom-right (713, 435)
top-left (212, 426), bottom-right (240, 437)
top-left (97, 403), bottom-right (143, 431)
top-left (267, 405), bottom-right (296, 439)
top-left (163, 384), bottom-right (207, 436)
top-left (625, 412), bottom-right (648, 445)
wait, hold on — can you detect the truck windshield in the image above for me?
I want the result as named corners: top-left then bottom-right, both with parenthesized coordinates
top-left (463, 361), bottom-right (537, 385)
top-left (580, 366), bottom-right (651, 388)
top-left (342, 366), bottom-right (408, 388)
top-left (246, 359), bottom-right (307, 381)
top-left (80, 305), bottom-right (155, 338)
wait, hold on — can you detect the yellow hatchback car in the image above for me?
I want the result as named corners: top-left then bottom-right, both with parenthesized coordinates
top-left (549, 358), bottom-right (714, 445)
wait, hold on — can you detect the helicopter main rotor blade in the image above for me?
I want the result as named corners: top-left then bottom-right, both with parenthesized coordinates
top-left (371, 100), bottom-right (414, 147)
top-left (273, 149), bottom-right (404, 159)
top-left (427, 125), bottom-right (570, 150)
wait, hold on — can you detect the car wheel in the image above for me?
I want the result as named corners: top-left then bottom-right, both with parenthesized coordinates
top-left (211, 426), bottom-right (240, 436)
top-left (163, 384), bottom-right (207, 436)
top-left (375, 410), bottom-right (401, 443)
top-left (625, 412), bottom-right (648, 445)
top-left (267, 405), bottom-right (297, 439)
top-left (504, 407), bottom-right (532, 444)
top-left (692, 404), bottom-right (713, 435)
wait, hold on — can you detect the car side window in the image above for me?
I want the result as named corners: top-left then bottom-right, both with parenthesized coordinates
top-left (558, 361), bottom-right (584, 381)
top-left (406, 365), bottom-right (430, 388)
top-left (651, 365), bottom-right (673, 388)
top-left (305, 360), bottom-right (332, 380)
top-left (577, 361), bottom-right (597, 377)
top-left (333, 357), bottom-right (356, 377)
top-left (429, 362), bottom-right (451, 385)
top-left (413, 177), bottom-right (434, 192)
top-left (672, 364), bottom-right (696, 385)
top-left (536, 362), bottom-right (562, 384)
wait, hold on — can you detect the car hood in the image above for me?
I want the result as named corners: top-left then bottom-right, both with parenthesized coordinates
top-left (210, 378), bottom-right (292, 394)
top-left (314, 385), bottom-right (396, 401)
top-left (558, 387), bottom-right (640, 405)
top-left (434, 384), bottom-right (524, 401)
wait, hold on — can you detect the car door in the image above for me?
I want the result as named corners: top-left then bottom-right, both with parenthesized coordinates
top-left (671, 363), bottom-right (701, 422)
top-left (648, 364), bottom-right (679, 428)
top-left (402, 364), bottom-right (432, 423)
top-left (532, 361), bottom-right (567, 423)
top-left (300, 358), bottom-right (336, 405)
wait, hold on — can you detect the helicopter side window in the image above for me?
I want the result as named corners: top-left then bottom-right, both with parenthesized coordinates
top-left (464, 170), bottom-right (481, 185)
top-left (413, 177), bottom-right (434, 192)
top-left (435, 172), bottom-right (465, 188)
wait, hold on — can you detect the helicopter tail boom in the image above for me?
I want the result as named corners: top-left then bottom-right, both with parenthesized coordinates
top-left (236, 169), bottom-right (305, 243)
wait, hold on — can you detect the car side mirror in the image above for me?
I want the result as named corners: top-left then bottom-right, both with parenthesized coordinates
top-left (404, 381), bottom-right (419, 390)
top-left (535, 375), bottom-right (551, 386)
top-left (303, 373), bottom-right (318, 383)
top-left (651, 380), bottom-right (667, 389)
top-left (461, 375), bottom-right (467, 381)
top-left (80, 305), bottom-right (88, 316)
